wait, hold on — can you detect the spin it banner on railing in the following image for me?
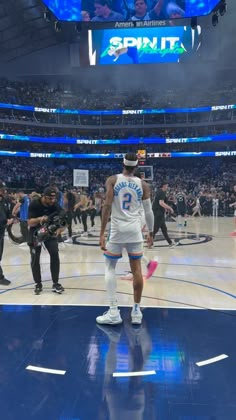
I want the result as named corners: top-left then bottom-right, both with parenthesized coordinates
top-left (0, 103), bottom-right (235, 115)
top-left (0, 150), bottom-right (236, 159)
top-left (1, 133), bottom-right (236, 145)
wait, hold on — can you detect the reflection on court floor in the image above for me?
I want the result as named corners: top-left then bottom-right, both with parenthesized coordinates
top-left (0, 305), bottom-right (235, 419)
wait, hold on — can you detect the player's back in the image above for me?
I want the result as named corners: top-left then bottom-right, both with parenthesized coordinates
top-left (110, 174), bottom-right (143, 243)
top-left (176, 192), bottom-right (186, 205)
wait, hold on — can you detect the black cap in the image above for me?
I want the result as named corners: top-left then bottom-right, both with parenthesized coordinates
top-left (43, 187), bottom-right (57, 197)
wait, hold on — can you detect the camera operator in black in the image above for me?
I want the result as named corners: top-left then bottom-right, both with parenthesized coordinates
top-left (0, 183), bottom-right (13, 285)
top-left (28, 187), bottom-right (65, 295)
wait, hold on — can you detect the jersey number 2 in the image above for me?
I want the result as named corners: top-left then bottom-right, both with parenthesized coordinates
top-left (122, 193), bottom-right (132, 210)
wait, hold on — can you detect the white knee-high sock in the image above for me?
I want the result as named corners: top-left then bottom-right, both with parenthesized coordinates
top-left (105, 258), bottom-right (118, 308)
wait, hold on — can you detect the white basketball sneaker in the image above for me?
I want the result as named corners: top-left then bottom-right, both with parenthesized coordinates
top-left (120, 272), bottom-right (134, 281)
top-left (96, 308), bottom-right (123, 325)
top-left (131, 304), bottom-right (143, 325)
top-left (64, 238), bottom-right (73, 244)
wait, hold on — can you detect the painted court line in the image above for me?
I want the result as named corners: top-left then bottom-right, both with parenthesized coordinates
top-left (196, 354), bottom-right (228, 367)
top-left (0, 303), bottom-right (236, 311)
top-left (26, 365), bottom-right (66, 375)
top-left (113, 370), bottom-right (156, 377)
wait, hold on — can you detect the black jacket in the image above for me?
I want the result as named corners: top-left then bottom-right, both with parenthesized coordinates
top-left (0, 198), bottom-right (10, 227)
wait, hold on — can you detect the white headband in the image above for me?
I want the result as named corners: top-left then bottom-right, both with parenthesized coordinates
top-left (123, 158), bottom-right (138, 167)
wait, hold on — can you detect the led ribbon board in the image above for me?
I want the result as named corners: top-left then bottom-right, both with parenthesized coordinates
top-left (0, 103), bottom-right (234, 115)
top-left (0, 150), bottom-right (235, 158)
top-left (42, 0), bottom-right (221, 22)
top-left (1, 133), bottom-right (236, 145)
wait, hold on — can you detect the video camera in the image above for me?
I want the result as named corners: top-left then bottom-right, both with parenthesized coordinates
top-left (33, 211), bottom-right (67, 246)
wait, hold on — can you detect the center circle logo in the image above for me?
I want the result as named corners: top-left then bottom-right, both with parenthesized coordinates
top-left (72, 229), bottom-right (212, 248)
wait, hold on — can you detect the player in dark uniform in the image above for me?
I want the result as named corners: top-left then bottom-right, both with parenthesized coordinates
top-left (153, 181), bottom-right (179, 248)
top-left (176, 188), bottom-right (187, 227)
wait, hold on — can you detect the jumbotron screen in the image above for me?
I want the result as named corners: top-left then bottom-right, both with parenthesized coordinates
top-left (43, 0), bottom-right (221, 22)
top-left (88, 26), bottom-right (201, 65)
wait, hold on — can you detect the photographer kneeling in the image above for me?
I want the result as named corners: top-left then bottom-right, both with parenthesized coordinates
top-left (28, 187), bottom-right (66, 295)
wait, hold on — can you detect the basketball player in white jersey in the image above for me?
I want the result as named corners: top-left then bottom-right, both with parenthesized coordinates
top-left (120, 168), bottom-right (158, 281)
top-left (192, 196), bottom-right (201, 218)
top-left (97, 153), bottom-right (154, 325)
top-left (212, 194), bottom-right (219, 217)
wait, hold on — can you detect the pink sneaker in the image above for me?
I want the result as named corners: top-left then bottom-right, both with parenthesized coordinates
top-left (120, 273), bottom-right (134, 281)
top-left (230, 232), bottom-right (236, 237)
top-left (145, 260), bottom-right (158, 280)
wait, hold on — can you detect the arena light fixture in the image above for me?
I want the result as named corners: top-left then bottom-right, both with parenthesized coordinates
top-left (75, 23), bottom-right (82, 34)
top-left (43, 8), bottom-right (52, 22)
top-left (212, 12), bottom-right (218, 26)
top-left (191, 17), bottom-right (198, 30)
top-left (54, 21), bottom-right (62, 32)
top-left (219, 0), bottom-right (227, 16)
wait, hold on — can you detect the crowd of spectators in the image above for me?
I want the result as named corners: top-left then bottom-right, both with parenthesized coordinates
top-left (0, 78), bottom-right (235, 217)
top-left (1, 78), bottom-right (236, 110)
top-left (0, 119), bottom-right (235, 141)
top-left (1, 158), bottom-right (235, 217)
top-left (0, 78), bottom-right (235, 148)
top-left (0, 109), bottom-right (234, 127)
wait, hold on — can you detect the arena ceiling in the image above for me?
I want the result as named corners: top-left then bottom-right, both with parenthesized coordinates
top-left (0, 0), bottom-right (77, 62)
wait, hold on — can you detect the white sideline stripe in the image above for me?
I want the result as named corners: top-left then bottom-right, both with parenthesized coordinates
top-left (196, 354), bottom-right (228, 367)
top-left (26, 365), bottom-right (66, 375)
top-left (113, 370), bottom-right (156, 377)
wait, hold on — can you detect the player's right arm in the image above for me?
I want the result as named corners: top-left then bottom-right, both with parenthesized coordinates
top-left (100, 176), bottom-right (116, 250)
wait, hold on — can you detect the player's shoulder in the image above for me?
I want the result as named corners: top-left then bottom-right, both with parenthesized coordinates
top-left (141, 178), bottom-right (148, 186)
top-left (106, 175), bottom-right (117, 185)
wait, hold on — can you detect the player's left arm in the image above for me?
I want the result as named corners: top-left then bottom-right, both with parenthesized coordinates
top-left (142, 181), bottom-right (154, 247)
top-left (100, 176), bottom-right (116, 250)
